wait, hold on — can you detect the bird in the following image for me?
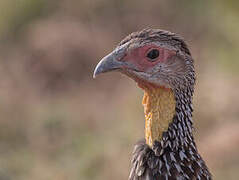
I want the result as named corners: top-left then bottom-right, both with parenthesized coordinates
top-left (93, 28), bottom-right (212, 180)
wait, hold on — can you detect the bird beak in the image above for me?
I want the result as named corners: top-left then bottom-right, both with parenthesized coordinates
top-left (93, 44), bottom-right (128, 78)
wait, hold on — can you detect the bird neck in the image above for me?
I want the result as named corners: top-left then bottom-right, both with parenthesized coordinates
top-left (142, 87), bottom-right (176, 147)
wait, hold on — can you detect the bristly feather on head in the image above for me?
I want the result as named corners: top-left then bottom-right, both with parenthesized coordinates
top-left (119, 28), bottom-right (191, 56)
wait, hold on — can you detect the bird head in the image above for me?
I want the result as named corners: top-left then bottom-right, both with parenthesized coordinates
top-left (94, 29), bottom-right (196, 148)
top-left (94, 29), bottom-right (195, 92)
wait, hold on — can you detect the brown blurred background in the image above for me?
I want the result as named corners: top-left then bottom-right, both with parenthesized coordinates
top-left (0, 0), bottom-right (239, 179)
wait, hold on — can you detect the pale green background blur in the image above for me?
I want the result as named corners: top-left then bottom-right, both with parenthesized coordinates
top-left (0, 0), bottom-right (239, 180)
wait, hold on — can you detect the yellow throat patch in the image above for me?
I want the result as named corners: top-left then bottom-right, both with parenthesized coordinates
top-left (142, 87), bottom-right (176, 147)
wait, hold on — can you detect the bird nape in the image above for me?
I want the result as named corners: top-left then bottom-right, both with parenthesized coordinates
top-left (93, 28), bottom-right (212, 180)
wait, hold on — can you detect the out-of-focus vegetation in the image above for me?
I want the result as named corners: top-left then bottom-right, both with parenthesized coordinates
top-left (0, 0), bottom-right (238, 179)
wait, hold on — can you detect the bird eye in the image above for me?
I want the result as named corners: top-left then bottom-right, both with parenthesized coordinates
top-left (146, 49), bottom-right (159, 61)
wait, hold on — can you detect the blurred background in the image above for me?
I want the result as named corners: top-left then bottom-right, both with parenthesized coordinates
top-left (0, 0), bottom-right (239, 179)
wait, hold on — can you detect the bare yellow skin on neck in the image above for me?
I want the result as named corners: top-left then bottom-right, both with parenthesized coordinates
top-left (142, 87), bottom-right (176, 147)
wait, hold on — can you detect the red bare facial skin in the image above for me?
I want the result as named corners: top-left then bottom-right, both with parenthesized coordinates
top-left (121, 45), bottom-right (176, 72)
top-left (116, 45), bottom-right (176, 90)
top-left (118, 45), bottom-right (177, 91)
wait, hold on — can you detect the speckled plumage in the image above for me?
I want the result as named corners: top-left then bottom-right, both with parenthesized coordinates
top-left (129, 88), bottom-right (212, 180)
top-left (94, 28), bottom-right (212, 180)
top-left (124, 29), bottom-right (212, 180)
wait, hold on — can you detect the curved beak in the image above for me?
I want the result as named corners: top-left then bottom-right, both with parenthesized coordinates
top-left (93, 44), bottom-right (128, 78)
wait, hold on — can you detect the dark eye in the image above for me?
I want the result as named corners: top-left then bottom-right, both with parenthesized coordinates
top-left (146, 49), bottom-right (159, 61)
